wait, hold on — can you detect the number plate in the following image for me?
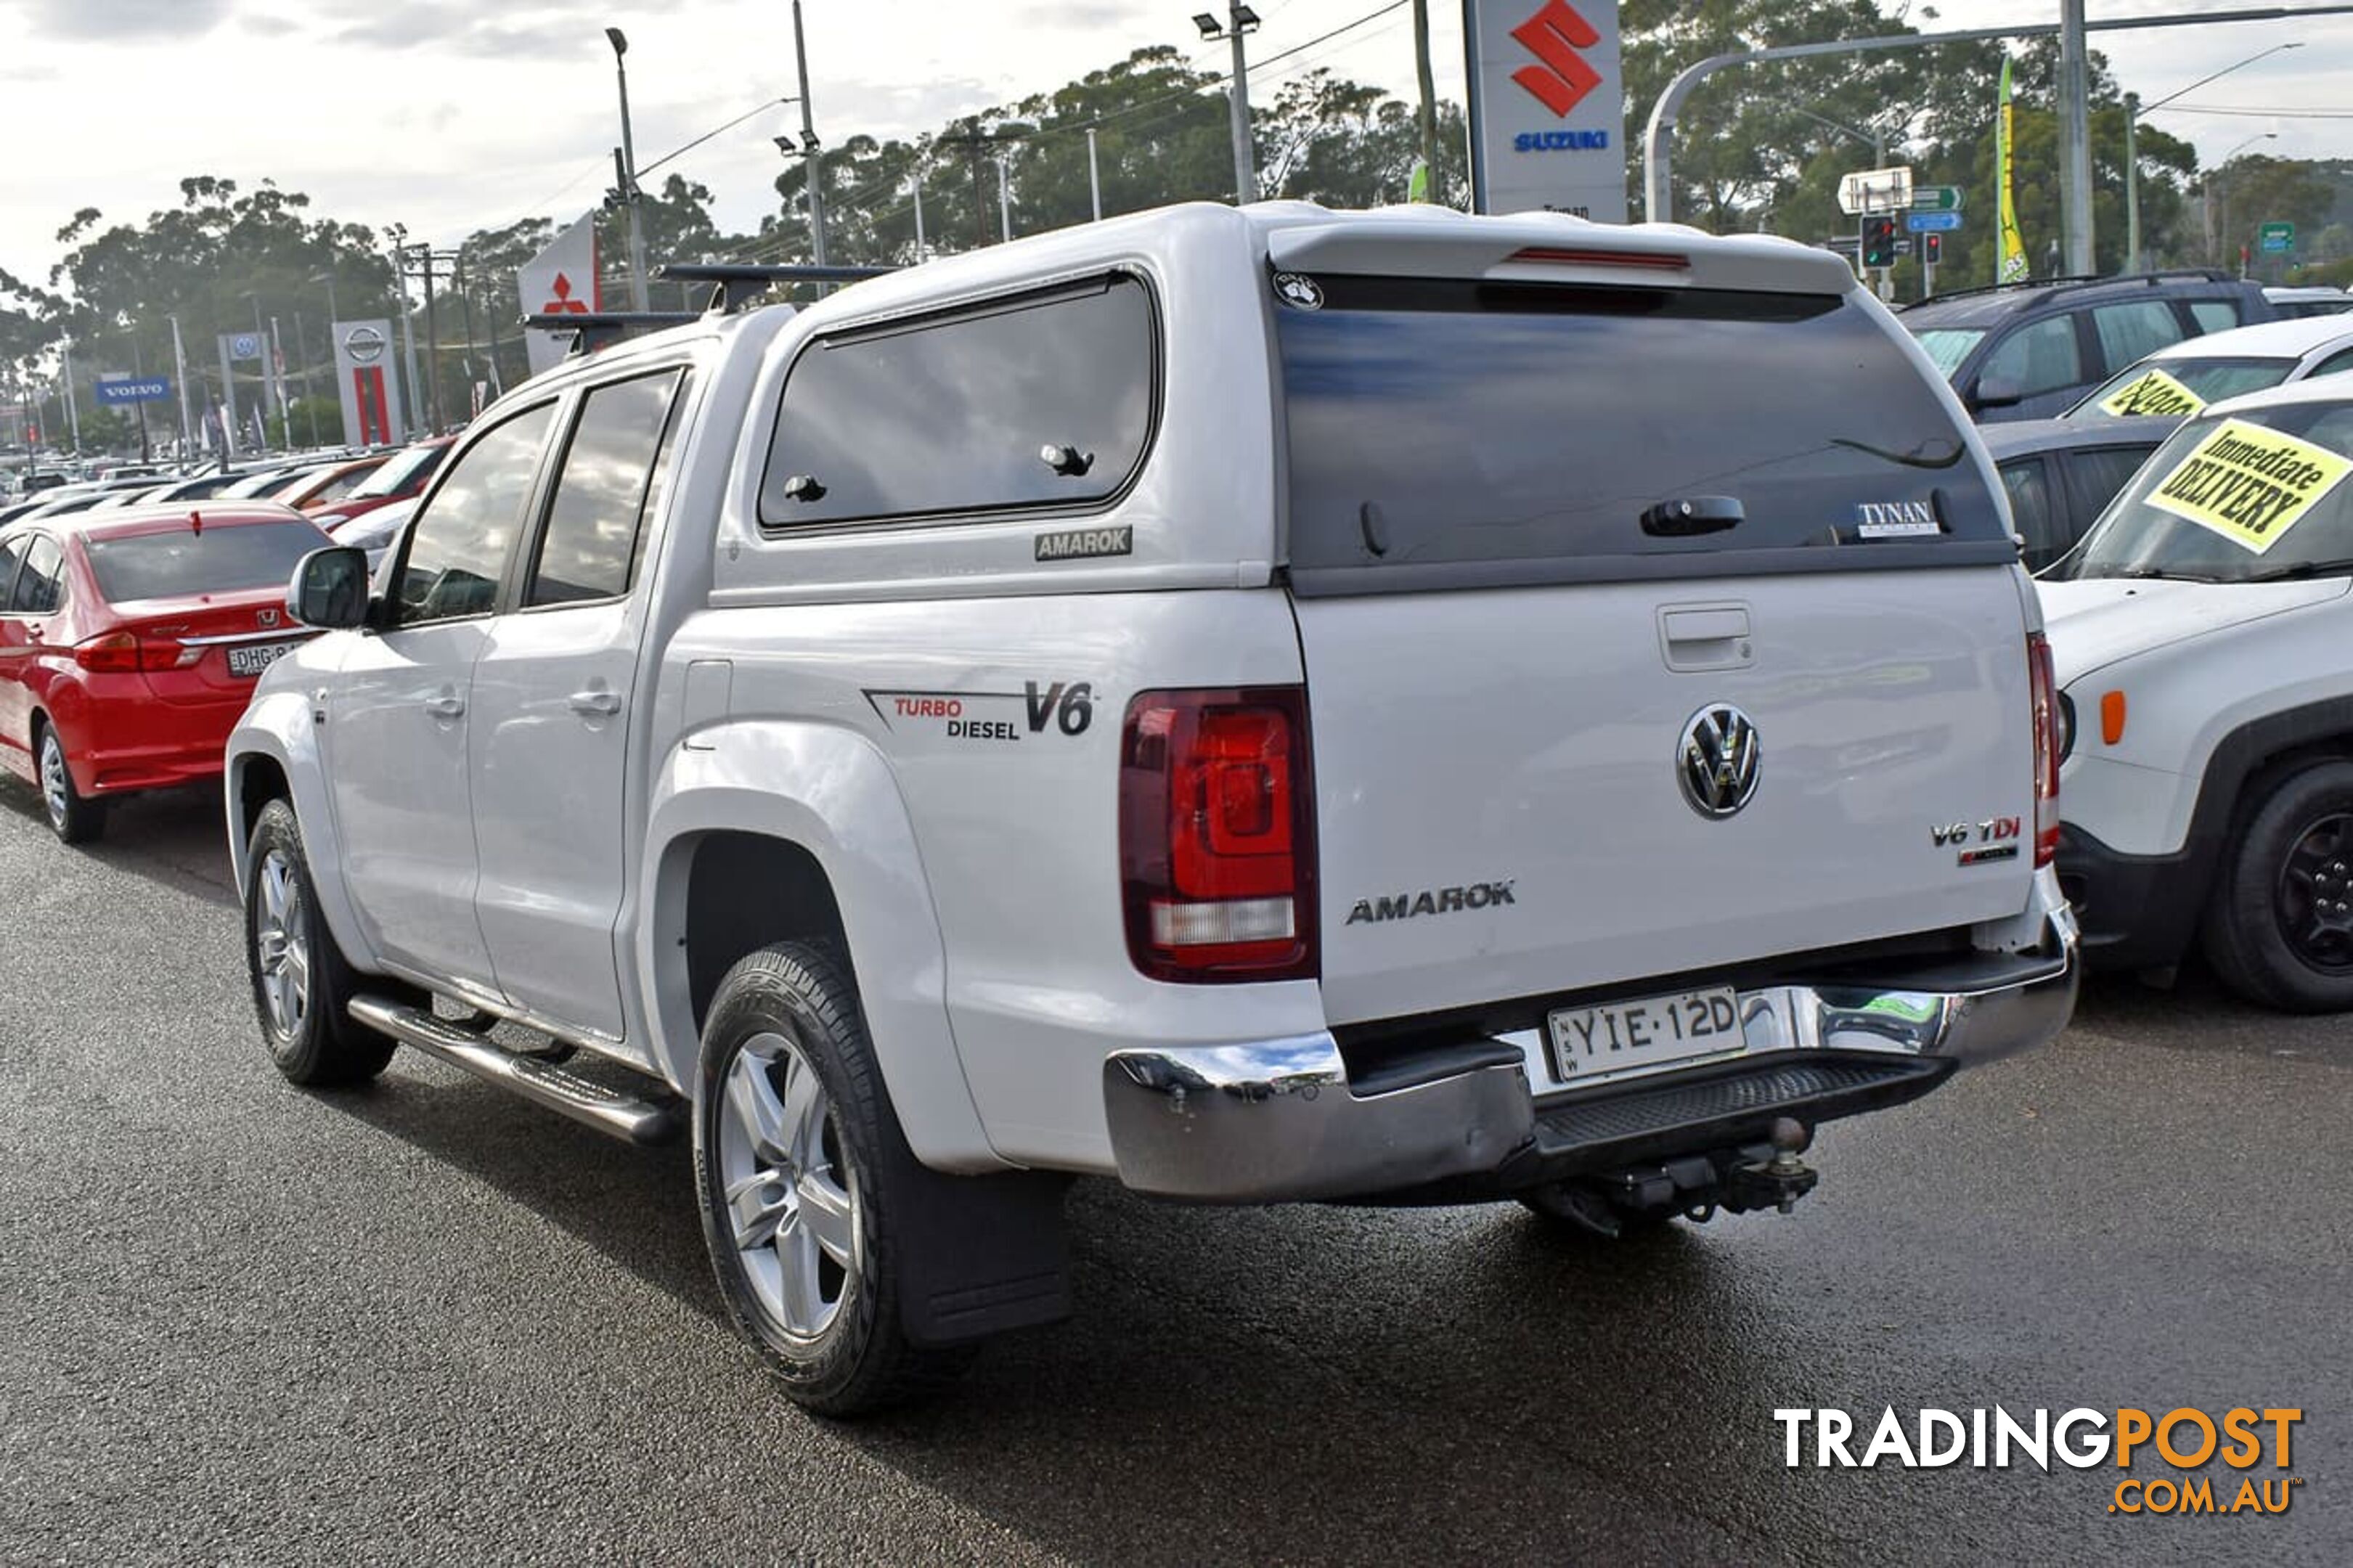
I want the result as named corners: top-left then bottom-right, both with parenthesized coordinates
top-left (227, 640), bottom-right (303, 678)
top-left (1546, 987), bottom-right (1748, 1087)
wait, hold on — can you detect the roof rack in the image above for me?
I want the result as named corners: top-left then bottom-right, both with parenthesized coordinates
top-left (520, 310), bottom-right (702, 358)
top-left (1901, 267), bottom-right (2238, 311)
top-left (656, 261), bottom-right (900, 314)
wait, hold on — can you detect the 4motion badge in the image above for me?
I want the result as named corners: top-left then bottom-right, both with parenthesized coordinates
top-left (1677, 703), bottom-right (1762, 819)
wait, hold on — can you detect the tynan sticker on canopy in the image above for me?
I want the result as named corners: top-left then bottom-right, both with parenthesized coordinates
top-left (2145, 417), bottom-right (2353, 555)
top-left (2099, 367), bottom-right (2206, 419)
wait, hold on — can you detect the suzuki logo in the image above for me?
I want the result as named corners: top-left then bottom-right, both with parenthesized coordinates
top-left (1511, 0), bottom-right (1604, 118)
top-left (1676, 704), bottom-right (1763, 820)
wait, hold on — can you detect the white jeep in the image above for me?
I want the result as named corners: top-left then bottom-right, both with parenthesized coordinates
top-left (2040, 377), bottom-right (2353, 1010)
top-left (227, 202), bottom-right (2076, 1414)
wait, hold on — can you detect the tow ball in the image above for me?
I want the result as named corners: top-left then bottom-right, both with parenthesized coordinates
top-left (1726, 1117), bottom-right (1819, 1216)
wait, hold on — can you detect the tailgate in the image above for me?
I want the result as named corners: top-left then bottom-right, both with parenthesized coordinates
top-left (1297, 571), bottom-right (2034, 1024)
top-left (1267, 230), bottom-right (2035, 1026)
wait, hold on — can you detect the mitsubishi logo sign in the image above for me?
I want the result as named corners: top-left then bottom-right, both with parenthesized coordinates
top-left (1510, 0), bottom-right (1603, 117)
top-left (1464, 0), bottom-right (1626, 223)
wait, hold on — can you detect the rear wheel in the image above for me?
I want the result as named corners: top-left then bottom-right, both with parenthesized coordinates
top-left (36, 722), bottom-right (105, 845)
top-left (245, 799), bottom-right (396, 1085)
top-left (2203, 760), bottom-right (2353, 1013)
top-left (693, 942), bottom-right (974, 1416)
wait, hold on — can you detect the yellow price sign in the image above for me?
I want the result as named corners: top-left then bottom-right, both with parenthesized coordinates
top-left (2099, 367), bottom-right (2206, 418)
top-left (2145, 417), bottom-right (2353, 554)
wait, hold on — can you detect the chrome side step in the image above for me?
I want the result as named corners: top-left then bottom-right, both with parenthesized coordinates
top-left (348, 996), bottom-right (683, 1145)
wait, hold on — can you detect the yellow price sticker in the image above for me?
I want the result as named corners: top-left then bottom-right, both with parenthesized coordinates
top-left (2145, 417), bottom-right (2353, 554)
top-left (2099, 367), bottom-right (2206, 418)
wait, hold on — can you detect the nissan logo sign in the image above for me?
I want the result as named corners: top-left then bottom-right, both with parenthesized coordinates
top-left (343, 325), bottom-right (386, 364)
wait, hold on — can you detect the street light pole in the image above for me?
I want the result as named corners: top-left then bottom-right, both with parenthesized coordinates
top-left (1192, 6), bottom-right (1262, 205)
top-left (57, 337), bottom-right (81, 455)
top-left (791, 1), bottom-right (831, 269)
top-left (998, 151), bottom-right (1014, 242)
top-left (2058, 0), bottom-right (2095, 276)
top-left (2131, 41), bottom-right (2302, 273)
top-left (605, 28), bottom-right (652, 311)
top-left (1086, 126), bottom-right (1103, 221)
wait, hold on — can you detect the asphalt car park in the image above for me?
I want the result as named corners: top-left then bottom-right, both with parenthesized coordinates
top-left (1, 784), bottom-right (2345, 1565)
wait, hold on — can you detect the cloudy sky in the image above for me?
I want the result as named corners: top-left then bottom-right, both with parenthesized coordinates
top-left (1, 0), bottom-right (2349, 291)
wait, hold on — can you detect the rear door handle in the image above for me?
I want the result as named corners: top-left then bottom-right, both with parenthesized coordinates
top-left (423, 693), bottom-right (465, 720)
top-left (568, 689), bottom-right (623, 717)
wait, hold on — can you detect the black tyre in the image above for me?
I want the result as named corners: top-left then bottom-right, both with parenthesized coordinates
top-left (35, 720), bottom-right (105, 845)
top-left (1517, 1181), bottom-right (1681, 1242)
top-left (2202, 759), bottom-right (2353, 1013)
top-left (244, 798), bottom-right (396, 1085)
top-left (692, 942), bottom-right (973, 1416)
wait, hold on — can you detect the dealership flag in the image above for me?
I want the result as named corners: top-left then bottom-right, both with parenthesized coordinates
top-left (519, 211), bottom-right (603, 376)
top-left (1997, 58), bottom-right (2030, 285)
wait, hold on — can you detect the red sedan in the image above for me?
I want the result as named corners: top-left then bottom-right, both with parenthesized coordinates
top-left (0, 505), bottom-right (331, 843)
top-left (308, 436), bottom-right (455, 534)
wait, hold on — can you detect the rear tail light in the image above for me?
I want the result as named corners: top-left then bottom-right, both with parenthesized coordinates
top-left (1120, 687), bottom-right (1318, 983)
top-left (2028, 632), bottom-right (2062, 867)
top-left (73, 630), bottom-right (197, 673)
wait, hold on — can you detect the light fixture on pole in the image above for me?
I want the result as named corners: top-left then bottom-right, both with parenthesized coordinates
top-left (605, 26), bottom-right (652, 311)
top-left (2130, 41), bottom-right (2301, 271)
top-left (1191, 4), bottom-right (1261, 205)
top-left (2211, 131), bottom-right (2278, 274)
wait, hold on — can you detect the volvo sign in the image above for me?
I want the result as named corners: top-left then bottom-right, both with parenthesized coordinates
top-left (1464, 0), bottom-right (1626, 223)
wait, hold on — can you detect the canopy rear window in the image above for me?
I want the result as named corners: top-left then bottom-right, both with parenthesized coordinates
top-left (85, 520), bottom-right (326, 603)
top-left (1276, 276), bottom-right (2012, 591)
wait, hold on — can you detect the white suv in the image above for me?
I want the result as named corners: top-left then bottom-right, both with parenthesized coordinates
top-left (227, 203), bottom-right (2076, 1413)
top-left (2042, 377), bottom-right (2353, 1010)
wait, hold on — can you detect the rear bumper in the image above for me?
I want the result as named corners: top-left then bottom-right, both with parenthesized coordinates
top-left (60, 688), bottom-right (246, 796)
top-left (1103, 904), bottom-right (2079, 1203)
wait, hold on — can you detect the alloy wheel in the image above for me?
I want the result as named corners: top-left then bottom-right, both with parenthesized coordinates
top-left (253, 848), bottom-right (312, 1041)
top-left (38, 732), bottom-right (68, 828)
top-left (717, 1030), bottom-right (862, 1342)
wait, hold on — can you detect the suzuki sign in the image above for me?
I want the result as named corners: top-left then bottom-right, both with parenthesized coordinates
top-left (1464, 0), bottom-right (1626, 223)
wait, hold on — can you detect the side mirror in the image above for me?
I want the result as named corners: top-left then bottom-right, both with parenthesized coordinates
top-left (287, 545), bottom-right (371, 630)
top-left (1971, 375), bottom-right (2026, 412)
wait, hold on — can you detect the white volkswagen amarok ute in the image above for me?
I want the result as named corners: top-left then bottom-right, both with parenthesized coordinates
top-left (227, 203), bottom-right (2077, 1414)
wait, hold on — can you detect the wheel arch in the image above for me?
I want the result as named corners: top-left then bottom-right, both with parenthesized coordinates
top-left (640, 724), bottom-right (1006, 1174)
top-left (225, 694), bottom-right (376, 976)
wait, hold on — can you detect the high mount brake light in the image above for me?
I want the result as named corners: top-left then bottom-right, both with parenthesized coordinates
top-left (1120, 687), bottom-right (1318, 984)
top-left (1504, 246), bottom-right (1691, 271)
top-left (2028, 633), bottom-right (2062, 869)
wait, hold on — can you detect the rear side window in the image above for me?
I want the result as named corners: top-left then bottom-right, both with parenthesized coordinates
top-left (2311, 346), bottom-right (2353, 380)
top-left (2000, 459), bottom-right (2061, 570)
top-left (2190, 299), bottom-right (2243, 333)
top-left (9, 536), bottom-right (65, 614)
top-left (1276, 278), bottom-right (2010, 587)
top-left (1983, 315), bottom-right (2083, 396)
top-left (759, 274), bottom-right (1157, 528)
top-left (83, 521), bottom-right (324, 604)
top-left (2092, 301), bottom-right (2185, 369)
top-left (525, 369), bottom-right (687, 607)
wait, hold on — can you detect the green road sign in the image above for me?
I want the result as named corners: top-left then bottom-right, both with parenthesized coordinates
top-left (2259, 221), bottom-right (2296, 254)
top-left (1910, 185), bottom-right (1965, 213)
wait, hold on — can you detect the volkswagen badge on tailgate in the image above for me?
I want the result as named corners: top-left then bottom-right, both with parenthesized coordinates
top-left (1677, 703), bottom-right (1761, 818)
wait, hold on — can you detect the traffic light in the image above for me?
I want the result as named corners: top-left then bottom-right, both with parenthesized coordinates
top-left (1922, 232), bottom-right (1942, 266)
top-left (1861, 216), bottom-right (1901, 269)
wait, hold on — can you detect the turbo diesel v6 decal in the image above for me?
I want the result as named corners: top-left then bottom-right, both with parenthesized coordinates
top-left (863, 681), bottom-right (1096, 743)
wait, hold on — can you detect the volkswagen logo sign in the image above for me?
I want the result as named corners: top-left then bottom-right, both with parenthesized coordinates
top-left (1676, 703), bottom-right (1762, 819)
top-left (343, 324), bottom-right (386, 364)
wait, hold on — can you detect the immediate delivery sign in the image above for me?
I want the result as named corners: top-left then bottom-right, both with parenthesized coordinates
top-left (1464, 0), bottom-right (1627, 223)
